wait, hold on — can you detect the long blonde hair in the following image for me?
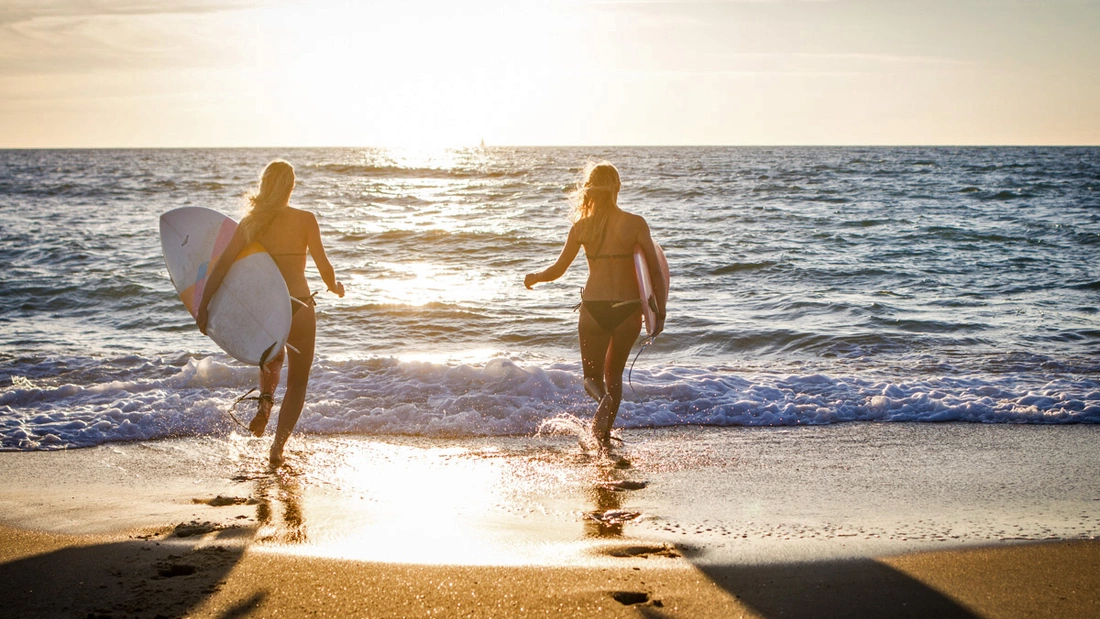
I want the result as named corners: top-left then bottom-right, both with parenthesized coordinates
top-left (240, 160), bottom-right (295, 242)
top-left (570, 161), bottom-right (621, 250)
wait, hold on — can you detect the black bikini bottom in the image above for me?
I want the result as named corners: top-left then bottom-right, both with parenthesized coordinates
top-left (291, 293), bottom-right (317, 317)
top-left (582, 299), bottom-right (641, 332)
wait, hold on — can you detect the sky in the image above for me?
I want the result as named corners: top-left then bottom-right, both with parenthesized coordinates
top-left (0, 0), bottom-right (1097, 148)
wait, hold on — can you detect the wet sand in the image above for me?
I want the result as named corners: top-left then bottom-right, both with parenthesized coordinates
top-left (1, 423), bottom-right (1099, 617)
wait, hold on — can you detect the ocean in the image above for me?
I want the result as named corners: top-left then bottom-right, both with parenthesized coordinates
top-left (1, 146), bottom-right (1098, 450)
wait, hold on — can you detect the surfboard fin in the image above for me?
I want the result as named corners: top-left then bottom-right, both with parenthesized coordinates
top-left (259, 340), bottom-right (300, 363)
top-left (259, 341), bottom-right (279, 367)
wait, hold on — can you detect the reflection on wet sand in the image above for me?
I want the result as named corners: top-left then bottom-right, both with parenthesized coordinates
top-left (253, 465), bottom-right (307, 545)
top-left (583, 460), bottom-right (645, 539)
top-left (228, 437), bottom-right (670, 565)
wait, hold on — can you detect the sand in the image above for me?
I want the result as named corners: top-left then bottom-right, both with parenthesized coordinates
top-left (2, 423), bottom-right (1099, 617)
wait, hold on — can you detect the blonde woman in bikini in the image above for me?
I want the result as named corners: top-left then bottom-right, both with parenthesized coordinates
top-left (197, 160), bottom-right (344, 465)
top-left (525, 161), bottom-right (666, 447)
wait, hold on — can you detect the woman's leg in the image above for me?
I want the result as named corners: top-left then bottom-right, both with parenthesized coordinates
top-left (579, 306), bottom-right (612, 400)
top-left (269, 303), bottom-right (316, 465)
top-left (580, 306), bottom-right (642, 445)
top-left (579, 306), bottom-right (611, 441)
top-left (596, 312), bottom-right (642, 443)
top-left (252, 350), bottom-right (285, 436)
top-left (579, 305), bottom-right (611, 388)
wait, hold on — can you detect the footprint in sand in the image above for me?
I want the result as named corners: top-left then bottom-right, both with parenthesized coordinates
top-left (598, 480), bottom-right (648, 491)
top-left (172, 520), bottom-right (231, 538)
top-left (604, 544), bottom-right (682, 559)
top-left (611, 591), bottom-right (663, 607)
top-left (585, 510), bottom-right (642, 525)
top-left (192, 495), bottom-right (259, 507)
top-left (156, 563), bottom-right (197, 578)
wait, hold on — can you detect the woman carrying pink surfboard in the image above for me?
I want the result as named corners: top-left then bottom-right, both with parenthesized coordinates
top-left (525, 161), bottom-right (668, 448)
top-left (196, 160), bottom-right (345, 466)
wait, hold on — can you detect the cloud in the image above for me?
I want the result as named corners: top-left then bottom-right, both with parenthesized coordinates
top-left (0, 0), bottom-right (267, 26)
top-left (0, 1), bottom-right (266, 76)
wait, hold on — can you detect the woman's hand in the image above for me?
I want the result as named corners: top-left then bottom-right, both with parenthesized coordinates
top-left (196, 305), bottom-right (209, 335)
top-left (330, 281), bottom-right (345, 298)
top-left (652, 315), bottom-right (665, 338)
top-left (523, 273), bottom-right (539, 289)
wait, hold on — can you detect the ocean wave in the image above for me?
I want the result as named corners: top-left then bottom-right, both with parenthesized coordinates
top-left (841, 219), bottom-right (891, 228)
top-left (139, 179), bottom-right (229, 193)
top-left (711, 261), bottom-right (777, 275)
top-left (921, 226), bottom-right (1033, 245)
top-left (961, 162), bottom-right (1036, 173)
top-left (3, 354), bottom-right (1097, 450)
top-left (983, 190), bottom-right (1035, 201)
top-left (1073, 232), bottom-right (1100, 246)
top-left (752, 183), bottom-right (804, 194)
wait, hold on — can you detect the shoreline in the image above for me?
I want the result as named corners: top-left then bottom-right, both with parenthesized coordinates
top-left (2, 424), bottom-right (1099, 616)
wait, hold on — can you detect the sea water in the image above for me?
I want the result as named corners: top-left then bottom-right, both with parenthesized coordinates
top-left (1, 147), bottom-right (1098, 450)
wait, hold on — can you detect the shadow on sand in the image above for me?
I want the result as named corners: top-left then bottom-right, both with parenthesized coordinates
top-left (576, 446), bottom-right (978, 618)
top-left (0, 461), bottom-right (308, 618)
top-left (0, 528), bottom-right (251, 618)
top-left (682, 557), bottom-right (979, 619)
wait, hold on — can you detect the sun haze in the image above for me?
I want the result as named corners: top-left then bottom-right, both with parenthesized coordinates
top-left (0, 0), bottom-right (1096, 147)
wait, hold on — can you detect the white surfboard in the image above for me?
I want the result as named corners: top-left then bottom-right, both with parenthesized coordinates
top-left (634, 242), bottom-right (670, 337)
top-left (159, 207), bottom-right (292, 366)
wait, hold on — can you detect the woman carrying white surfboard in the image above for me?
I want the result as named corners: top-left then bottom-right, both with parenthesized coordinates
top-left (196, 160), bottom-right (344, 465)
top-left (524, 161), bottom-right (667, 448)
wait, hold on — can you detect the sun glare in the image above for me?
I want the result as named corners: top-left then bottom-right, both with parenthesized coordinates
top-left (236, 0), bottom-right (583, 148)
top-left (367, 261), bottom-right (508, 307)
top-left (258, 440), bottom-right (587, 565)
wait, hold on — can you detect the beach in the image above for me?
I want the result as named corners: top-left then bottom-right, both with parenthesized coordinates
top-left (3, 423), bottom-right (1098, 617)
top-left (1, 0), bottom-right (1098, 609)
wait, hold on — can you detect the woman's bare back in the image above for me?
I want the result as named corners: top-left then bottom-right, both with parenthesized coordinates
top-left (581, 210), bottom-right (649, 302)
top-left (253, 208), bottom-right (313, 297)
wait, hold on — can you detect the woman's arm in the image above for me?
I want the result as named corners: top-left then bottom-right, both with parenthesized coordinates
top-left (195, 227), bottom-right (249, 334)
top-left (307, 212), bottom-right (345, 297)
top-left (636, 220), bottom-right (666, 336)
top-left (524, 224), bottom-right (581, 289)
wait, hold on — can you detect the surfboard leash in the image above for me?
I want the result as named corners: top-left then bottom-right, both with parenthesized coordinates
top-left (227, 388), bottom-right (258, 431)
top-left (626, 335), bottom-right (657, 400)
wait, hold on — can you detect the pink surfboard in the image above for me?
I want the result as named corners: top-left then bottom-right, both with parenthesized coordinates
top-left (633, 243), bottom-right (669, 337)
top-left (159, 207), bottom-right (291, 366)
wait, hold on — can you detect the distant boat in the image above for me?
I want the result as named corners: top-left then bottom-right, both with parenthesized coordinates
top-left (479, 138), bottom-right (486, 150)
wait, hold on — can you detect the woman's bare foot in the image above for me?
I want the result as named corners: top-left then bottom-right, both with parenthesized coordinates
top-left (269, 441), bottom-right (285, 467)
top-left (591, 394), bottom-right (615, 446)
top-left (250, 393), bottom-right (274, 437)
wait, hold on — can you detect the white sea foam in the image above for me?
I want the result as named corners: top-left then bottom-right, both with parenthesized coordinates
top-left (2, 354), bottom-right (1098, 450)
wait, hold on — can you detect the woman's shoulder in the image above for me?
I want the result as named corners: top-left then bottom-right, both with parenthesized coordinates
top-left (287, 207), bottom-right (318, 223)
top-left (618, 209), bottom-right (650, 230)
